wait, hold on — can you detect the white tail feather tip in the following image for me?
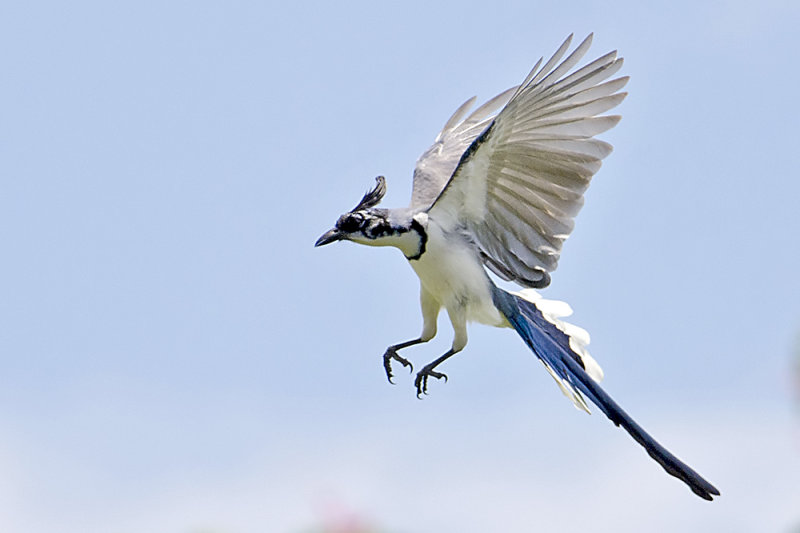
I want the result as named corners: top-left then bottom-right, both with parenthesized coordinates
top-left (512, 289), bottom-right (604, 383)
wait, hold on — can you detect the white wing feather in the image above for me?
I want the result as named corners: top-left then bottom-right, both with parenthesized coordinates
top-left (427, 34), bottom-right (628, 287)
top-left (411, 87), bottom-right (517, 209)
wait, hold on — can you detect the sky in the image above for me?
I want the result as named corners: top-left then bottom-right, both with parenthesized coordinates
top-left (2, 1), bottom-right (800, 532)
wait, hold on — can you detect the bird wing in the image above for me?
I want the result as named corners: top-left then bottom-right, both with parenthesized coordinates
top-left (410, 87), bottom-right (518, 210)
top-left (427, 34), bottom-right (628, 287)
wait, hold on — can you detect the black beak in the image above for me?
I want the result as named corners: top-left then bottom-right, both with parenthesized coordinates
top-left (315, 228), bottom-right (344, 247)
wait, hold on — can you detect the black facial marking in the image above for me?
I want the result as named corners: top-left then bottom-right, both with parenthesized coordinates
top-left (366, 219), bottom-right (393, 238)
top-left (336, 212), bottom-right (365, 233)
top-left (333, 206), bottom-right (427, 260)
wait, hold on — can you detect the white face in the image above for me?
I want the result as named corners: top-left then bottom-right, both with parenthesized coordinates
top-left (329, 210), bottom-right (423, 258)
top-left (335, 210), bottom-right (392, 244)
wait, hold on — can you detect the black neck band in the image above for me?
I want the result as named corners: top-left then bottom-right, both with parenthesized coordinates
top-left (406, 219), bottom-right (428, 261)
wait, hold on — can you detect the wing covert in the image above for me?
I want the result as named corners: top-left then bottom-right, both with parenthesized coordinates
top-left (410, 87), bottom-right (517, 209)
top-left (428, 34), bottom-right (628, 287)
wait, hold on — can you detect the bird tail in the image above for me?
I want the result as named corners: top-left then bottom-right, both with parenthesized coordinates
top-left (491, 285), bottom-right (720, 501)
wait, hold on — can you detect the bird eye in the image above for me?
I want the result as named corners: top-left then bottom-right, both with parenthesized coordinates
top-left (337, 213), bottom-right (363, 232)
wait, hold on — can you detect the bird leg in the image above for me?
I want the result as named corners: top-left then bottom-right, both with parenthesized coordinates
top-left (415, 349), bottom-right (459, 397)
top-left (382, 339), bottom-right (424, 383)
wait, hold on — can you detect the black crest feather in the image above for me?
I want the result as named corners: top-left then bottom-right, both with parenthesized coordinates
top-left (352, 176), bottom-right (386, 212)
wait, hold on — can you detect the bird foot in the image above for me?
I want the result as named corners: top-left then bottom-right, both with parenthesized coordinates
top-left (414, 364), bottom-right (448, 397)
top-left (383, 348), bottom-right (413, 383)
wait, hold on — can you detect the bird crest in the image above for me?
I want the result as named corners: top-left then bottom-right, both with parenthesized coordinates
top-left (351, 176), bottom-right (386, 212)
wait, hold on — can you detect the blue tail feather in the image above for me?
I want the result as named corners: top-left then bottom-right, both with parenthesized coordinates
top-left (491, 286), bottom-right (720, 501)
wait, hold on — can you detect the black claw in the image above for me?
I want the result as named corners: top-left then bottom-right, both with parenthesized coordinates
top-left (414, 366), bottom-right (447, 397)
top-left (383, 348), bottom-right (413, 384)
top-left (417, 382), bottom-right (427, 398)
top-left (414, 374), bottom-right (425, 398)
top-left (383, 357), bottom-right (395, 384)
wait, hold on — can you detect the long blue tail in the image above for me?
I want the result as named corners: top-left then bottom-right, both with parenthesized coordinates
top-left (491, 286), bottom-right (720, 501)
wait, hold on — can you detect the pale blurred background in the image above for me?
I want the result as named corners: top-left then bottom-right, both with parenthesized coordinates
top-left (2, 1), bottom-right (799, 531)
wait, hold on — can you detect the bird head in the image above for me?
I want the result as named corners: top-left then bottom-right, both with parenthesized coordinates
top-left (315, 176), bottom-right (390, 247)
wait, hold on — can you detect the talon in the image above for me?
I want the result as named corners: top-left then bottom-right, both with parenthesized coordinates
top-left (383, 355), bottom-right (396, 384)
top-left (383, 348), bottom-right (413, 384)
top-left (414, 365), bottom-right (447, 396)
top-left (414, 373), bottom-right (425, 398)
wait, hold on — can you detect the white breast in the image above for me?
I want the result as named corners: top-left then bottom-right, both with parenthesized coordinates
top-left (409, 218), bottom-right (506, 327)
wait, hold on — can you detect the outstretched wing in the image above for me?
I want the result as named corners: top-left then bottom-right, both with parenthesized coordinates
top-left (410, 87), bottom-right (517, 209)
top-left (428, 34), bottom-right (628, 287)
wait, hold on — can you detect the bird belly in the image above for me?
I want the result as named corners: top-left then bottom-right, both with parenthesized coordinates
top-left (408, 225), bottom-right (506, 327)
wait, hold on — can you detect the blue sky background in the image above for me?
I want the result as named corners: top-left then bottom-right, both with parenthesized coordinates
top-left (2, 1), bottom-right (800, 531)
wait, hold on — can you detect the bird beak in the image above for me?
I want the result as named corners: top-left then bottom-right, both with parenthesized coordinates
top-left (315, 228), bottom-right (344, 247)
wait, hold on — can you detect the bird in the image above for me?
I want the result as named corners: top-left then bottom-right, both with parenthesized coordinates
top-left (315, 34), bottom-right (720, 501)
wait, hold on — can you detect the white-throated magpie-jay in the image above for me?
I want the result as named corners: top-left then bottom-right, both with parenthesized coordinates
top-left (315, 34), bottom-right (719, 500)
